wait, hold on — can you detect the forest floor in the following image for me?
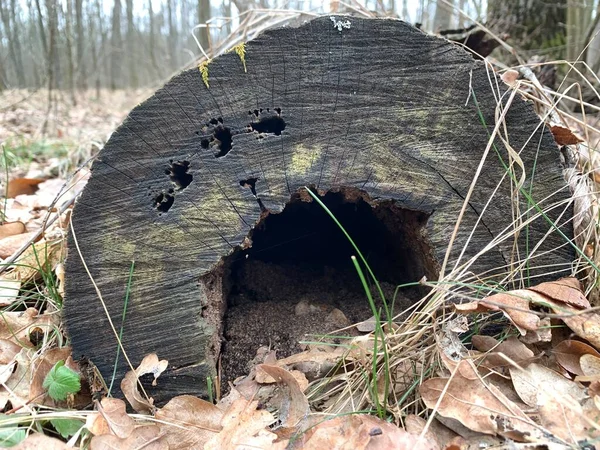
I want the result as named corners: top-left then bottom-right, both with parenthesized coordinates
top-left (2, 75), bottom-right (600, 450)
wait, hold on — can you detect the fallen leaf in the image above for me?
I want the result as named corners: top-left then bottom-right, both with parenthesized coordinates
top-left (98, 397), bottom-right (135, 439)
top-left (519, 317), bottom-right (552, 344)
top-left (0, 348), bottom-right (34, 410)
top-left (257, 364), bottom-right (309, 428)
top-left (439, 354), bottom-right (479, 380)
top-left (155, 395), bottom-right (223, 449)
top-left (480, 290), bottom-right (541, 333)
top-left (549, 304), bottom-right (600, 350)
top-left (589, 381), bottom-right (600, 398)
top-left (553, 340), bottom-right (600, 376)
top-left (13, 433), bottom-right (69, 449)
top-left (0, 232), bottom-right (39, 259)
top-left (509, 363), bottom-right (587, 407)
top-left (121, 353), bottom-right (168, 413)
top-left (205, 397), bottom-right (283, 450)
top-left (550, 125), bottom-right (584, 146)
top-left (501, 69), bottom-right (520, 86)
top-left (0, 277), bottom-right (21, 307)
top-left (404, 415), bottom-right (442, 450)
top-left (471, 335), bottom-right (535, 368)
top-left (255, 366), bottom-right (308, 391)
top-left (6, 178), bottom-right (45, 198)
top-left (0, 347), bottom-right (18, 385)
top-left (90, 425), bottom-right (167, 450)
top-left (0, 308), bottom-right (58, 348)
top-left (537, 390), bottom-right (599, 445)
top-left (434, 415), bottom-right (481, 439)
top-left (528, 277), bottom-right (589, 309)
top-left (580, 354), bottom-right (600, 378)
top-left (277, 346), bottom-right (348, 381)
top-left (0, 339), bottom-right (21, 364)
top-left (55, 263), bottom-right (65, 297)
top-left (453, 302), bottom-right (490, 314)
top-left (0, 222), bottom-right (26, 240)
top-left (300, 415), bottom-right (438, 450)
top-left (86, 412), bottom-right (111, 437)
top-left (8, 239), bottom-right (62, 283)
top-left (356, 315), bottom-right (377, 333)
top-left (420, 361), bottom-right (541, 441)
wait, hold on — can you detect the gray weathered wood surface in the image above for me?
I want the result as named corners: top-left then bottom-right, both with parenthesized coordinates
top-left (65, 16), bottom-right (573, 402)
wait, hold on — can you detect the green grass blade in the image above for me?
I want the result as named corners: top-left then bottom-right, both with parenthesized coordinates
top-left (108, 260), bottom-right (135, 396)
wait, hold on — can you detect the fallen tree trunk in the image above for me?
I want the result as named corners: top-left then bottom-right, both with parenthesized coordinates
top-left (65, 16), bottom-right (573, 403)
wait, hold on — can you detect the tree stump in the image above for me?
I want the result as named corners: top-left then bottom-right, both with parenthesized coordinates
top-left (65, 16), bottom-right (573, 403)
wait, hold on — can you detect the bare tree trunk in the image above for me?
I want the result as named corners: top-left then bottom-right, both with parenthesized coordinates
top-left (9, 0), bottom-right (27, 86)
top-left (457, 0), bottom-right (465, 27)
top-left (95, 0), bottom-right (106, 94)
top-left (566, 0), bottom-right (593, 62)
top-left (222, 0), bottom-right (232, 35)
top-left (125, 0), bottom-right (137, 88)
top-left (0, 0), bottom-right (26, 86)
top-left (110, 0), bottom-right (122, 90)
top-left (488, 0), bottom-right (567, 56)
top-left (34, 0), bottom-right (48, 61)
top-left (89, 1), bottom-right (99, 98)
top-left (433, 0), bottom-right (452, 31)
top-left (65, 0), bottom-right (77, 104)
top-left (168, 0), bottom-right (178, 69)
top-left (148, 0), bottom-right (162, 80)
top-left (75, 0), bottom-right (86, 89)
top-left (197, 0), bottom-right (210, 56)
top-left (25, 0), bottom-right (41, 87)
top-left (0, 23), bottom-right (6, 91)
top-left (43, 0), bottom-right (58, 134)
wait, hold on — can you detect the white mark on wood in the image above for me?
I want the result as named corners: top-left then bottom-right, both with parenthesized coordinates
top-left (330, 16), bottom-right (351, 32)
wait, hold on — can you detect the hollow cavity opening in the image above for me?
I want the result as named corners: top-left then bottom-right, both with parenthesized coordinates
top-left (203, 188), bottom-right (438, 387)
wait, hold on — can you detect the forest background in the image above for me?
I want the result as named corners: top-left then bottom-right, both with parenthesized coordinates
top-left (1, 0), bottom-right (599, 96)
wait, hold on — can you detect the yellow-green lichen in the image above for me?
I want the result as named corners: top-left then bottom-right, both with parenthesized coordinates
top-left (198, 60), bottom-right (211, 88)
top-left (228, 42), bottom-right (247, 73)
top-left (290, 144), bottom-right (322, 175)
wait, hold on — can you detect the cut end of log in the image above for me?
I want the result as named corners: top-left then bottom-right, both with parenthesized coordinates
top-left (64, 16), bottom-right (573, 404)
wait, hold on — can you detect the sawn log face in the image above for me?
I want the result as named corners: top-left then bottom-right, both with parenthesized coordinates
top-left (64, 16), bottom-right (573, 402)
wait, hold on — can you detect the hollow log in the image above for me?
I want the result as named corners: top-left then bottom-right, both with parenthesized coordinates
top-left (65, 16), bottom-right (573, 403)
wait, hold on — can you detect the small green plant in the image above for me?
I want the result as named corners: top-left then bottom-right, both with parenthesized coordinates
top-left (49, 418), bottom-right (84, 439)
top-left (43, 360), bottom-right (81, 401)
top-left (0, 426), bottom-right (26, 448)
top-left (207, 376), bottom-right (214, 403)
top-left (1, 138), bottom-right (69, 170)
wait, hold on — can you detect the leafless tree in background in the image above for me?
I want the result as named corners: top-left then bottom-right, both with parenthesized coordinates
top-left (0, 0), bottom-right (598, 91)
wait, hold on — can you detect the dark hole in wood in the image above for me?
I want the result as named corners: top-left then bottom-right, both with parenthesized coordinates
top-left (153, 192), bottom-right (175, 213)
top-left (200, 138), bottom-right (210, 149)
top-left (250, 116), bottom-right (286, 136)
top-left (167, 160), bottom-right (193, 190)
top-left (200, 187), bottom-right (438, 388)
top-left (239, 177), bottom-right (259, 196)
top-left (214, 125), bottom-right (233, 158)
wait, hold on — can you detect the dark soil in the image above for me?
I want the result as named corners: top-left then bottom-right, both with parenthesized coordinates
top-left (221, 259), bottom-right (415, 385)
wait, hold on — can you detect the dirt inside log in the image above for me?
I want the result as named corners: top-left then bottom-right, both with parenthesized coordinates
top-left (199, 187), bottom-right (439, 387)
